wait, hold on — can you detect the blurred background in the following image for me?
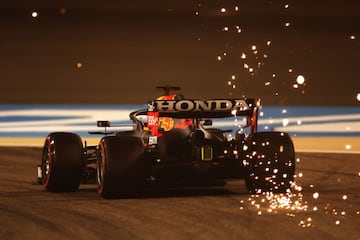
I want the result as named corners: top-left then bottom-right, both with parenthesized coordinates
top-left (0, 0), bottom-right (359, 105)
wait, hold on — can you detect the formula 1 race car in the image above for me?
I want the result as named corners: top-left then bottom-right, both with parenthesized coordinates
top-left (37, 87), bottom-right (295, 198)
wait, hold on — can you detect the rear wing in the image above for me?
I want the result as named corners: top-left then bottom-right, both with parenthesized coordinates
top-left (147, 98), bottom-right (259, 118)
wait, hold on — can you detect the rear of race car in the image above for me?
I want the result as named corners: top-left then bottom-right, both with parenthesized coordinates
top-left (142, 97), bottom-right (260, 184)
top-left (37, 94), bottom-right (295, 198)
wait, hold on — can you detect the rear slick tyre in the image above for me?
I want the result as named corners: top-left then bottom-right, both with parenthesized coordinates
top-left (97, 136), bottom-right (146, 198)
top-left (41, 132), bottom-right (84, 192)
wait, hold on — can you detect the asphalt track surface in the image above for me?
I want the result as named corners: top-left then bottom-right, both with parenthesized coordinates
top-left (0, 147), bottom-right (359, 240)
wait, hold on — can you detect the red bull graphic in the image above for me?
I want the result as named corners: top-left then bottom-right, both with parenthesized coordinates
top-left (147, 95), bottom-right (193, 137)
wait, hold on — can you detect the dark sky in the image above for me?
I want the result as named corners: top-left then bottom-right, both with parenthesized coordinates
top-left (0, 0), bottom-right (359, 105)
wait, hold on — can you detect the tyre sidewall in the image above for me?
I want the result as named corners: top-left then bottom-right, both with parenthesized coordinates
top-left (97, 136), bottom-right (146, 198)
top-left (244, 132), bottom-right (295, 193)
top-left (42, 132), bottom-right (84, 192)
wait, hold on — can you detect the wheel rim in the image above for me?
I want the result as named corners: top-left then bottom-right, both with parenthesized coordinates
top-left (42, 137), bottom-right (55, 187)
top-left (97, 141), bottom-right (106, 194)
